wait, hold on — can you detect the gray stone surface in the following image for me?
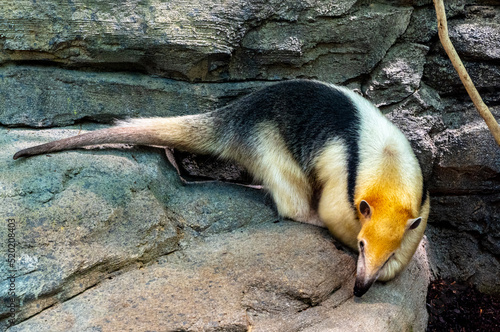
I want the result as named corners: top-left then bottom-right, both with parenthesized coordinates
top-left (425, 120), bottom-right (500, 294)
top-left (364, 43), bottom-right (429, 106)
top-left (1, 0), bottom-right (500, 330)
top-left (423, 55), bottom-right (500, 95)
top-left (0, 65), bottom-right (268, 127)
top-left (3, 216), bottom-right (431, 332)
top-left (0, 0), bottom-right (359, 82)
top-left (6, 223), bottom-right (353, 332)
top-left (0, 125), bottom-right (275, 330)
top-left (402, 7), bottom-right (438, 44)
top-left (1, 126), bottom-right (430, 331)
top-left (449, 6), bottom-right (500, 61)
top-left (230, 4), bottom-right (413, 82)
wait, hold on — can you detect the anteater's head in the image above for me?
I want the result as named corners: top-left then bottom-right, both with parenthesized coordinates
top-left (353, 199), bottom-right (427, 297)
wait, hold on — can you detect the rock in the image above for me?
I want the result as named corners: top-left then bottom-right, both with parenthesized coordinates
top-left (431, 118), bottom-right (500, 194)
top-left (4, 223), bottom-right (349, 331)
top-left (423, 55), bottom-right (500, 95)
top-left (449, 7), bottom-right (500, 61)
top-left (402, 7), bottom-right (438, 44)
top-left (364, 43), bottom-right (429, 106)
top-left (4, 217), bottom-right (431, 332)
top-left (0, 0), bottom-right (364, 82)
top-left (0, 125), bottom-right (275, 330)
top-left (1, 125), bottom-right (431, 331)
top-left (1, 0), bottom-right (500, 329)
top-left (425, 118), bottom-right (500, 295)
top-left (450, 22), bottom-right (500, 61)
top-left (423, 6), bottom-right (500, 94)
top-left (426, 225), bottom-right (500, 295)
top-left (0, 65), bottom-right (270, 127)
top-left (1, 0), bottom-right (251, 80)
top-left (230, 5), bottom-right (413, 82)
top-left (465, 5), bottom-right (498, 20)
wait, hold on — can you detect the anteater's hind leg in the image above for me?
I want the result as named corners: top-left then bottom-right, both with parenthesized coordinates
top-left (258, 161), bottom-right (322, 227)
top-left (268, 175), bottom-right (324, 228)
top-left (237, 125), bottom-right (325, 227)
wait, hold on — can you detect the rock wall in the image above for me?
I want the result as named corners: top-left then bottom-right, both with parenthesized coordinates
top-left (0, 0), bottom-right (499, 330)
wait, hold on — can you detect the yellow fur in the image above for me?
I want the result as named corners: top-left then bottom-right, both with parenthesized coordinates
top-left (355, 127), bottom-right (426, 283)
top-left (378, 195), bottom-right (429, 281)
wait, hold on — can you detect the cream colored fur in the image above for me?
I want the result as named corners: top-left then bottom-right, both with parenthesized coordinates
top-left (117, 115), bottom-right (218, 155)
top-left (233, 122), bottom-right (323, 226)
top-left (315, 140), bottom-right (359, 248)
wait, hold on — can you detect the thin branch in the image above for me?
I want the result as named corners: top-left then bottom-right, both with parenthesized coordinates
top-left (433, 0), bottom-right (500, 147)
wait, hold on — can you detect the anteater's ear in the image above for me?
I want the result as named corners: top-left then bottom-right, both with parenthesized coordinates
top-left (407, 217), bottom-right (422, 230)
top-left (359, 200), bottom-right (372, 219)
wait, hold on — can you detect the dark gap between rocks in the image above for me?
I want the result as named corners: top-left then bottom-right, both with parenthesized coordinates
top-left (426, 279), bottom-right (500, 332)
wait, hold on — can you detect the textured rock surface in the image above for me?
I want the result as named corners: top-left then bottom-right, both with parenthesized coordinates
top-left (0, 65), bottom-right (269, 127)
top-left (418, 5), bottom-right (500, 293)
top-left (1, 126), bottom-right (430, 331)
top-left (364, 43), bottom-right (429, 106)
top-left (1, 0), bottom-right (500, 330)
top-left (6, 229), bottom-right (430, 332)
top-left (0, 125), bottom-right (275, 329)
top-left (0, 0), bottom-right (363, 82)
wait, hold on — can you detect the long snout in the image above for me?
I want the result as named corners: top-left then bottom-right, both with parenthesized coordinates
top-left (354, 275), bottom-right (377, 297)
top-left (353, 254), bottom-right (379, 297)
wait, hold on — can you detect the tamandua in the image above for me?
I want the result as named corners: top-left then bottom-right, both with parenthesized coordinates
top-left (13, 80), bottom-right (430, 297)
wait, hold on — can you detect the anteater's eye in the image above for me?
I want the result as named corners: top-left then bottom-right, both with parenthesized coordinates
top-left (359, 240), bottom-right (365, 250)
top-left (409, 217), bottom-right (422, 230)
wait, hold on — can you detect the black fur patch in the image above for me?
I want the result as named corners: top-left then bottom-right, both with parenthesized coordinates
top-left (214, 80), bottom-right (362, 206)
top-left (421, 180), bottom-right (429, 207)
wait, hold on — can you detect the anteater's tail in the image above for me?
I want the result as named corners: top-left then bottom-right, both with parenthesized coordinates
top-left (13, 114), bottom-right (218, 160)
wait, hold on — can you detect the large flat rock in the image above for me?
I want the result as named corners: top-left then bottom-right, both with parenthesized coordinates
top-left (1, 126), bottom-right (430, 331)
top-left (0, 1), bottom-right (408, 82)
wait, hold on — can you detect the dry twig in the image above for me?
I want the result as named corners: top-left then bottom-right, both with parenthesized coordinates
top-left (433, 0), bottom-right (500, 146)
